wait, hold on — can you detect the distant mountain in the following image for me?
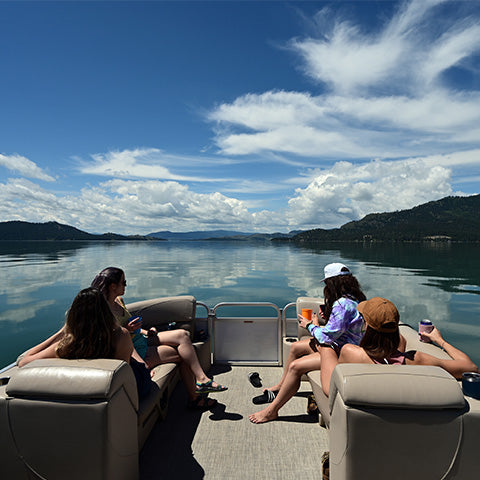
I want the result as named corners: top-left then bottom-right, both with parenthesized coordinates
top-left (281, 195), bottom-right (480, 243)
top-left (147, 230), bottom-right (254, 240)
top-left (209, 232), bottom-right (297, 241)
top-left (0, 221), bottom-right (155, 241)
top-left (147, 230), bottom-right (298, 241)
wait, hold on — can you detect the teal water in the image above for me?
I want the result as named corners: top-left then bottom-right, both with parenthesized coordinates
top-left (1, 240), bottom-right (479, 368)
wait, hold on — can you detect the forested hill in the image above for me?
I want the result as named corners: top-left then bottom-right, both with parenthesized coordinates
top-left (284, 195), bottom-right (480, 243)
top-left (0, 221), bottom-right (152, 241)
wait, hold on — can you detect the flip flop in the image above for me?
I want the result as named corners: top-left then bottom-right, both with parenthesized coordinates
top-left (188, 396), bottom-right (218, 411)
top-left (196, 379), bottom-right (228, 394)
top-left (248, 372), bottom-right (262, 388)
top-left (252, 389), bottom-right (277, 405)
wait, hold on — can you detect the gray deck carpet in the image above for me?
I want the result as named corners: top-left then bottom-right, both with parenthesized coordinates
top-left (140, 365), bottom-right (329, 480)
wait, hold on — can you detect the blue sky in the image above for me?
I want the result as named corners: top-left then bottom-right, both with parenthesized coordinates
top-left (1, 0), bottom-right (480, 235)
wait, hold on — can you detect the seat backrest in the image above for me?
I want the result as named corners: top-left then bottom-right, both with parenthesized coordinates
top-left (1, 358), bottom-right (139, 480)
top-left (296, 296), bottom-right (325, 338)
top-left (329, 363), bottom-right (468, 480)
top-left (127, 295), bottom-right (197, 333)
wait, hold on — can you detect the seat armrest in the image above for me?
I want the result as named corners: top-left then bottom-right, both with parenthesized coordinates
top-left (7, 358), bottom-right (138, 409)
top-left (399, 323), bottom-right (453, 359)
top-left (329, 363), bottom-right (465, 412)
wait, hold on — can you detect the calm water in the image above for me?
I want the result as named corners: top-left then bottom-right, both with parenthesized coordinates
top-left (1, 240), bottom-right (479, 368)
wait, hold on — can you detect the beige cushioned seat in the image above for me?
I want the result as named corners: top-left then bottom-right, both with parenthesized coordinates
top-left (0, 295), bottom-right (211, 480)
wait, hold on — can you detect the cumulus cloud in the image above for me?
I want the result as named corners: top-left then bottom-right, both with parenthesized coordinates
top-left (209, 0), bottom-right (480, 159)
top-left (0, 176), bottom-right (288, 234)
top-left (1, 153), bottom-right (462, 234)
top-left (0, 154), bottom-right (55, 181)
top-left (286, 158), bottom-right (453, 229)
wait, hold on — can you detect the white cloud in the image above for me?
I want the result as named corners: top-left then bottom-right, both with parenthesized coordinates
top-left (80, 148), bottom-right (201, 181)
top-left (79, 148), bottom-right (239, 182)
top-left (208, 0), bottom-right (480, 160)
top-left (1, 153), bottom-right (462, 234)
top-left (0, 154), bottom-right (55, 182)
top-left (0, 177), bottom-right (289, 234)
top-left (286, 158), bottom-right (453, 229)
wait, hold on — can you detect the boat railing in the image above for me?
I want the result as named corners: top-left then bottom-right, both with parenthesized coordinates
top-left (196, 301), bottom-right (298, 366)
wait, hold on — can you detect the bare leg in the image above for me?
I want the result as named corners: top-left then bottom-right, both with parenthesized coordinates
top-left (268, 338), bottom-right (316, 392)
top-left (249, 352), bottom-right (321, 424)
top-left (319, 346), bottom-right (339, 397)
top-left (144, 344), bottom-right (181, 369)
top-left (156, 329), bottom-right (214, 384)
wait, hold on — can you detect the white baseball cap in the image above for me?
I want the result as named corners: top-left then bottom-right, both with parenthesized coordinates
top-left (322, 262), bottom-right (351, 282)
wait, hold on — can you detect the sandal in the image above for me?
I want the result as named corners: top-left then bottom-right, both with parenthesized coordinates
top-left (188, 396), bottom-right (218, 410)
top-left (252, 389), bottom-right (277, 405)
top-left (248, 372), bottom-right (262, 388)
top-left (196, 379), bottom-right (228, 394)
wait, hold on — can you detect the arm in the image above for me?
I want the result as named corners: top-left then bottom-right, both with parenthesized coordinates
top-left (298, 312), bottom-right (320, 329)
top-left (308, 298), bottom-right (352, 343)
top-left (113, 327), bottom-right (134, 363)
top-left (18, 326), bottom-right (65, 367)
top-left (408, 327), bottom-right (479, 379)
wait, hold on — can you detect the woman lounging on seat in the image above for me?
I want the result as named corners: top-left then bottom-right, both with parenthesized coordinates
top-left (339, 297), bottom-right (479, 378)
top-left (91, 267), bottom-right (226, 409)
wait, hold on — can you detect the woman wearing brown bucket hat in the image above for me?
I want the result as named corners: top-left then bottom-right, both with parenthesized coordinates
top-left (339, 297), bottom-right (478, 378)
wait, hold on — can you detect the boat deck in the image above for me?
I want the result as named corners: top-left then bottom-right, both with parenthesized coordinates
top-left (140, 365), bottom-right (329, 480)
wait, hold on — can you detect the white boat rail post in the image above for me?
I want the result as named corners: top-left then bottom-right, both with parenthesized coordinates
top-left (195, 301), bottom-right (213, 365)
top-left (211, 302), bottom-right (282, 366)
top-left (281, 302), bottom-right (297, 367)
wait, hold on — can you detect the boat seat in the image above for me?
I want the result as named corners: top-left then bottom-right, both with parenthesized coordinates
top-left (297, 296), bottom-right (455, 427)
top-left (328, 363), bottom-right (480, 480)
top-left (0, 295), bottom-right (211, 480)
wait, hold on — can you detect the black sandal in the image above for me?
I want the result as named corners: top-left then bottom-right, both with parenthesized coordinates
top-left (252, 390), bottom-right (277, 405)
top-left (248, 372), bottom-right (262, 388)
top-left (188, 396), bottom-right (218, 410)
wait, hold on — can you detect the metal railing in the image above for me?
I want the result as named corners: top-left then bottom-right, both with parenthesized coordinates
top-left (195, 301), bottom-right (298, 365)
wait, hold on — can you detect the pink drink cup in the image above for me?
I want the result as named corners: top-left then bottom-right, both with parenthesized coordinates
top-left (419, 319), bottom-right (433, 342)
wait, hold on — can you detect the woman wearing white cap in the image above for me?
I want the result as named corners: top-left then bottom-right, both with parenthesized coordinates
top-left (249, 262), bottom-right (366, 424)
top-left (338, 297), bottom-right (478, 377)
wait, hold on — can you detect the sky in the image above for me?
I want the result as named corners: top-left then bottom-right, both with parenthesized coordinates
top-left (1, 0), bottom-right (480, 235)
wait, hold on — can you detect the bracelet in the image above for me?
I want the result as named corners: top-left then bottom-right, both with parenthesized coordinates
top-left (305, 321), bottom-right (313, 329)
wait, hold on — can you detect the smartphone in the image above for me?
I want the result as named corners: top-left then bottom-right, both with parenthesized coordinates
top-left (128, 316), bottom-right (142, 332)
top-left (319, 304), bottom-right (326, 315)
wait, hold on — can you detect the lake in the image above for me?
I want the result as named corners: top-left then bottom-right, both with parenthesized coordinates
top-left (1, 240), bottom-right (479, 368)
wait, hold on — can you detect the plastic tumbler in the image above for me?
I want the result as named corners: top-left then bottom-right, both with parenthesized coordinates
top-left (301, 308), bottom-right (313, 321)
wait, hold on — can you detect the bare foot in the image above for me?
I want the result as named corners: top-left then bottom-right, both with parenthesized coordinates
top-left (249, 408), bottom-right (278, 424)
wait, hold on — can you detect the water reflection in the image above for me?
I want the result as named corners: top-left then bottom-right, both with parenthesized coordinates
top-left (0, 241), bottom-right (479, 367)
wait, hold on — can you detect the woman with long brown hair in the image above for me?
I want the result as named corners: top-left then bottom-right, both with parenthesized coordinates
top-left (91, 266), bottom-right (227, 409)
top-left (18, 287), bottom-right (132, 366)
top-left (250, 262), bottom-right (366, 424)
